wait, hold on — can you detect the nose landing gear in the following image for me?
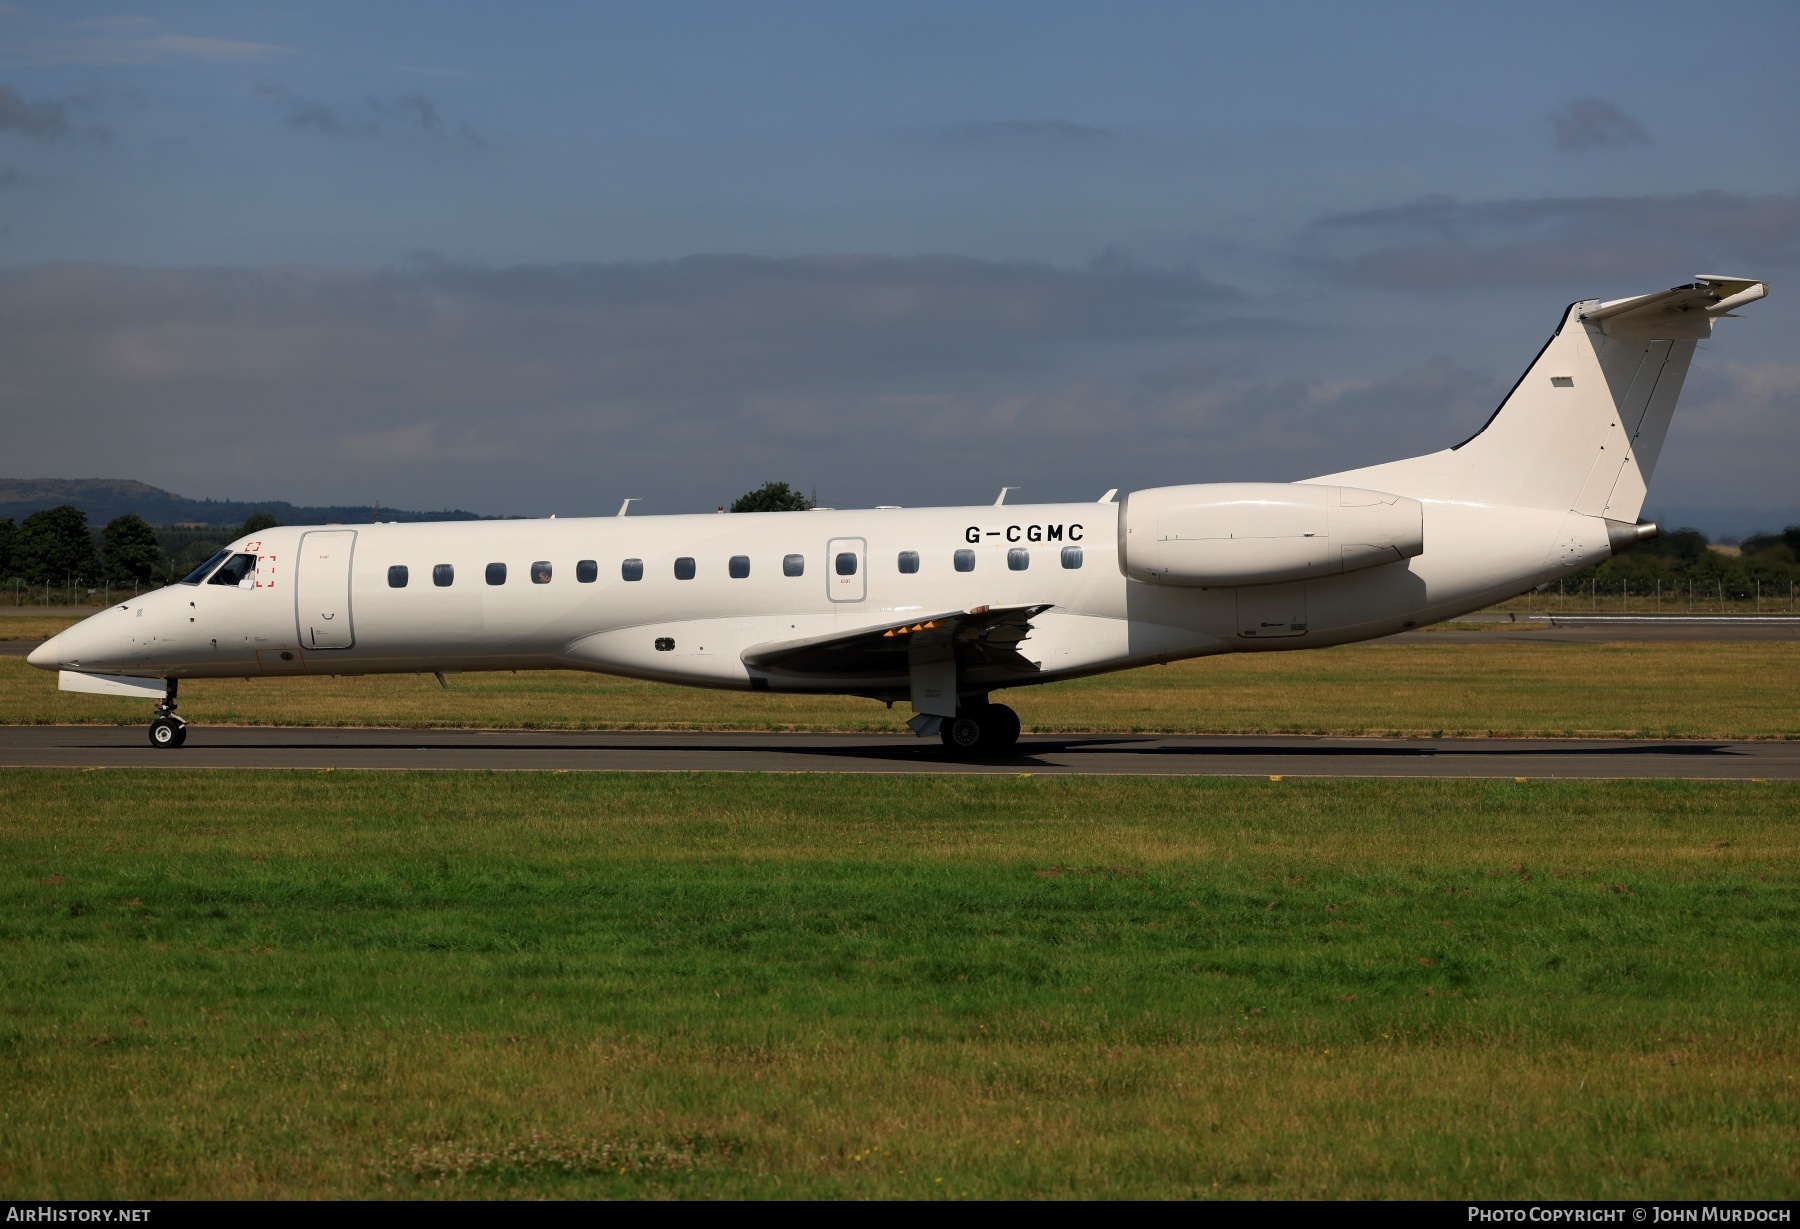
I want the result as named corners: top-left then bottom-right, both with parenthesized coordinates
top-left (939, 700), bottom-right (1021, 757)
top-left (148, 679), bottom-right (187, 749)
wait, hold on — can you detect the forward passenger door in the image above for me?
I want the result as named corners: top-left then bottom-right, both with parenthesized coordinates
top-left (295, 530), bottom-right (357, 649)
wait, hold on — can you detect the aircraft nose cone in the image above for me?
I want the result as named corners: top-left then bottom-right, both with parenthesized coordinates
top-left (27, 634), bottom-right (62, 670)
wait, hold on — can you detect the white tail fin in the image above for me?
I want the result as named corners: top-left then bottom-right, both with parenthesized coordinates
top-left (1315, 276), bottom-right (1768, 516)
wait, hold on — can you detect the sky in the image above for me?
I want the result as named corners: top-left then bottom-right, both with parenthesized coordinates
top-left (0, 1), bottom-right (1796, 532)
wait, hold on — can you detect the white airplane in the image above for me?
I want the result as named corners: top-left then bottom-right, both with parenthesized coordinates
top-left (30, 275), bottom-right (1768, 754)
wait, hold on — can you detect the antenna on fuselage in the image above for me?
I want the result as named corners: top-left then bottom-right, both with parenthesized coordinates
top-left (616, 498), bottom-right (639, 516)
top-left (1097, 489), bottom-right (1118, 503)
top-left (994, 487), bottom-right (1018, 506)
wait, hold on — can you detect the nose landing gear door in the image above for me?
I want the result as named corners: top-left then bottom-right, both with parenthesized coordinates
top-left (295, 530), bottom-right (357, 649)
top-left (826, 537), bottom-right (866, 603)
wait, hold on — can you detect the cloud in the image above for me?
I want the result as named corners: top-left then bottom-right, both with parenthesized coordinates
top-left (0, 83), bottom-right (70, 140)
top-left (283, 101), bottom-right (370, 136)
top-left (391, 94), bottom-right (439, 131)
top-left (257, 85), bottom-right (481, 147)
top-left (1655, 362), bottom-right (1800, 521)
top-left (1302, 191), bottom-right (1800, 291)
top-left (942, 119), bottom-right (1110, 143)
top-left (1551, 97), bottom-right (1651, 151)
top-left (893, 118), bottom-right (1114, 154)
top-left (13, 19), bottom-right (293, 65)
top-left (1091, 353), bottom-right (1499, 483)
top-left (0, 255), bottom-right (1785, 519)
top-left (140, 34), bottom-right (289, 61)
top-left (0, 256), bottom-right (1285, 513)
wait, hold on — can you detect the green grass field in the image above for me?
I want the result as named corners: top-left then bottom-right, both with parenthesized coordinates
top-left (3, 770), bottom-right (1796, 1199)
top-left (0, 617), bottom-right (83, 641)
top-left (3, 637), bottom-right (1797, 739)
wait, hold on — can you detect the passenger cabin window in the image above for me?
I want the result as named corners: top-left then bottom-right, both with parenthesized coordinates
top-left (729, 555), bottom-right (750, 579)
top-left (897, 550), bottom-right (919, 574)
top-left (783, 554), bottom-right (805, 577)
top-left (388, 565), bottom-right (409, 588)
top-left (953, 549), bottom-right (975, 573)
top-left (179, 549), bottom-right (233, 586)
top-left (622, 558), bottom-right (643, 581)
top-left (486, 562), bottom-right (507, 586)
top-left (835, 552), bottom-right (858, 577)
top-left (674, 556), bottom-right (696, 580)
top-left (433, 563), bottom-right (454, 587)
top-left (531, 561), bottom-right (552, 584)
top-left (576, 559), bottom-right (597, 583)
top-left (1061, 546), bottom-right (1084, 570)
top-left (207, 553), bottom-right (258, 588)
top-left (1007, 548), bottom-right (1029, 571)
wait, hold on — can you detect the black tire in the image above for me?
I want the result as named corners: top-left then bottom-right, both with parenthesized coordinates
top-left (979, 703), bottom-right (1021, 754)
top-left (939, 712), bottom-right (986, 755)
top-left (149, 717), bottom-right (185, 749)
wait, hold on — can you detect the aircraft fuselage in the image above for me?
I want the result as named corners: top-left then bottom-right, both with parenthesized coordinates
top-left (30, 496), bottom-right (1603, 698)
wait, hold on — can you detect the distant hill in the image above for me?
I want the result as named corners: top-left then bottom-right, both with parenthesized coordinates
top-left (0, 478), bottom-right (490, 528)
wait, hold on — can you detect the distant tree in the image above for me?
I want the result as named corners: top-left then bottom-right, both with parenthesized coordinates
top-left (239, 512), bottom-right (280, 536)
top-left (1661, 527), bottom-right (1710, 562)
top-left (1741, 526), bottom-right (1800, 558)
top-left (0, 518), bottom-right (13, 579)
top-left (170, 537), bottom-right (229, 579)
top-left (15, 505), bottom-right (102, 586)
top-left (102, 514), bottom-right (164, 584)
top-left (729, 482), bottom-right (813, 513)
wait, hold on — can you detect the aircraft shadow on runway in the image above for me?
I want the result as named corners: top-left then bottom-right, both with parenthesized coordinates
top-left (64, 733), bottom-right (1741, 764)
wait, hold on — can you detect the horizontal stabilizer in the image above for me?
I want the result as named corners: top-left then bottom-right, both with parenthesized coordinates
top-left (1582, 275), bottom-right (1767, 328)
top-left (742, 604), bottom-right (1051, 678)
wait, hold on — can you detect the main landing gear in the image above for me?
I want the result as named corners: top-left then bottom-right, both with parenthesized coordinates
top-left (149, 678), bottom-right (187, 749)
top-left (939, 701), bottom-right (1021, 758)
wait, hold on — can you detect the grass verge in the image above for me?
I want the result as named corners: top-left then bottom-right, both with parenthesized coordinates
top-left (2, 770), bottom-right (1796, 1198)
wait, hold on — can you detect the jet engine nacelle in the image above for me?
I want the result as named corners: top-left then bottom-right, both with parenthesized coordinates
top-left (1119, 482), bottom-right (1425, 587)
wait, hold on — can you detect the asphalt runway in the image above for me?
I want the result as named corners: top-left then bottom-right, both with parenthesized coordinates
top-left (1, 725), bottom-right (1794, 779)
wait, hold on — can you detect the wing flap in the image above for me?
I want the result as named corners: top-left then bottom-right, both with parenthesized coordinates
top-left (741, 604), bottom-right (1052, 678)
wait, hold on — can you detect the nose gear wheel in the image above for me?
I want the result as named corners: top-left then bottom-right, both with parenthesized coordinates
top-left (148, 678), bottom-right (186, 748)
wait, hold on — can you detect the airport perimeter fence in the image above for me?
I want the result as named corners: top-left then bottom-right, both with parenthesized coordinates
top-left (4, 577), bottom-right (159, 610)
top-left (1490, 577), bottom-right (1800, 616)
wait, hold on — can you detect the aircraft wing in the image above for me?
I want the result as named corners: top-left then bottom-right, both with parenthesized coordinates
top-left (741, 604), bottom-right (1052, 678)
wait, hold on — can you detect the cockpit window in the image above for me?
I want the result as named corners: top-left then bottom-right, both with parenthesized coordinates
top-left (207, 553), bottom-right (259, 587)
top-left (179, 549), bottom-right (233, 585)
